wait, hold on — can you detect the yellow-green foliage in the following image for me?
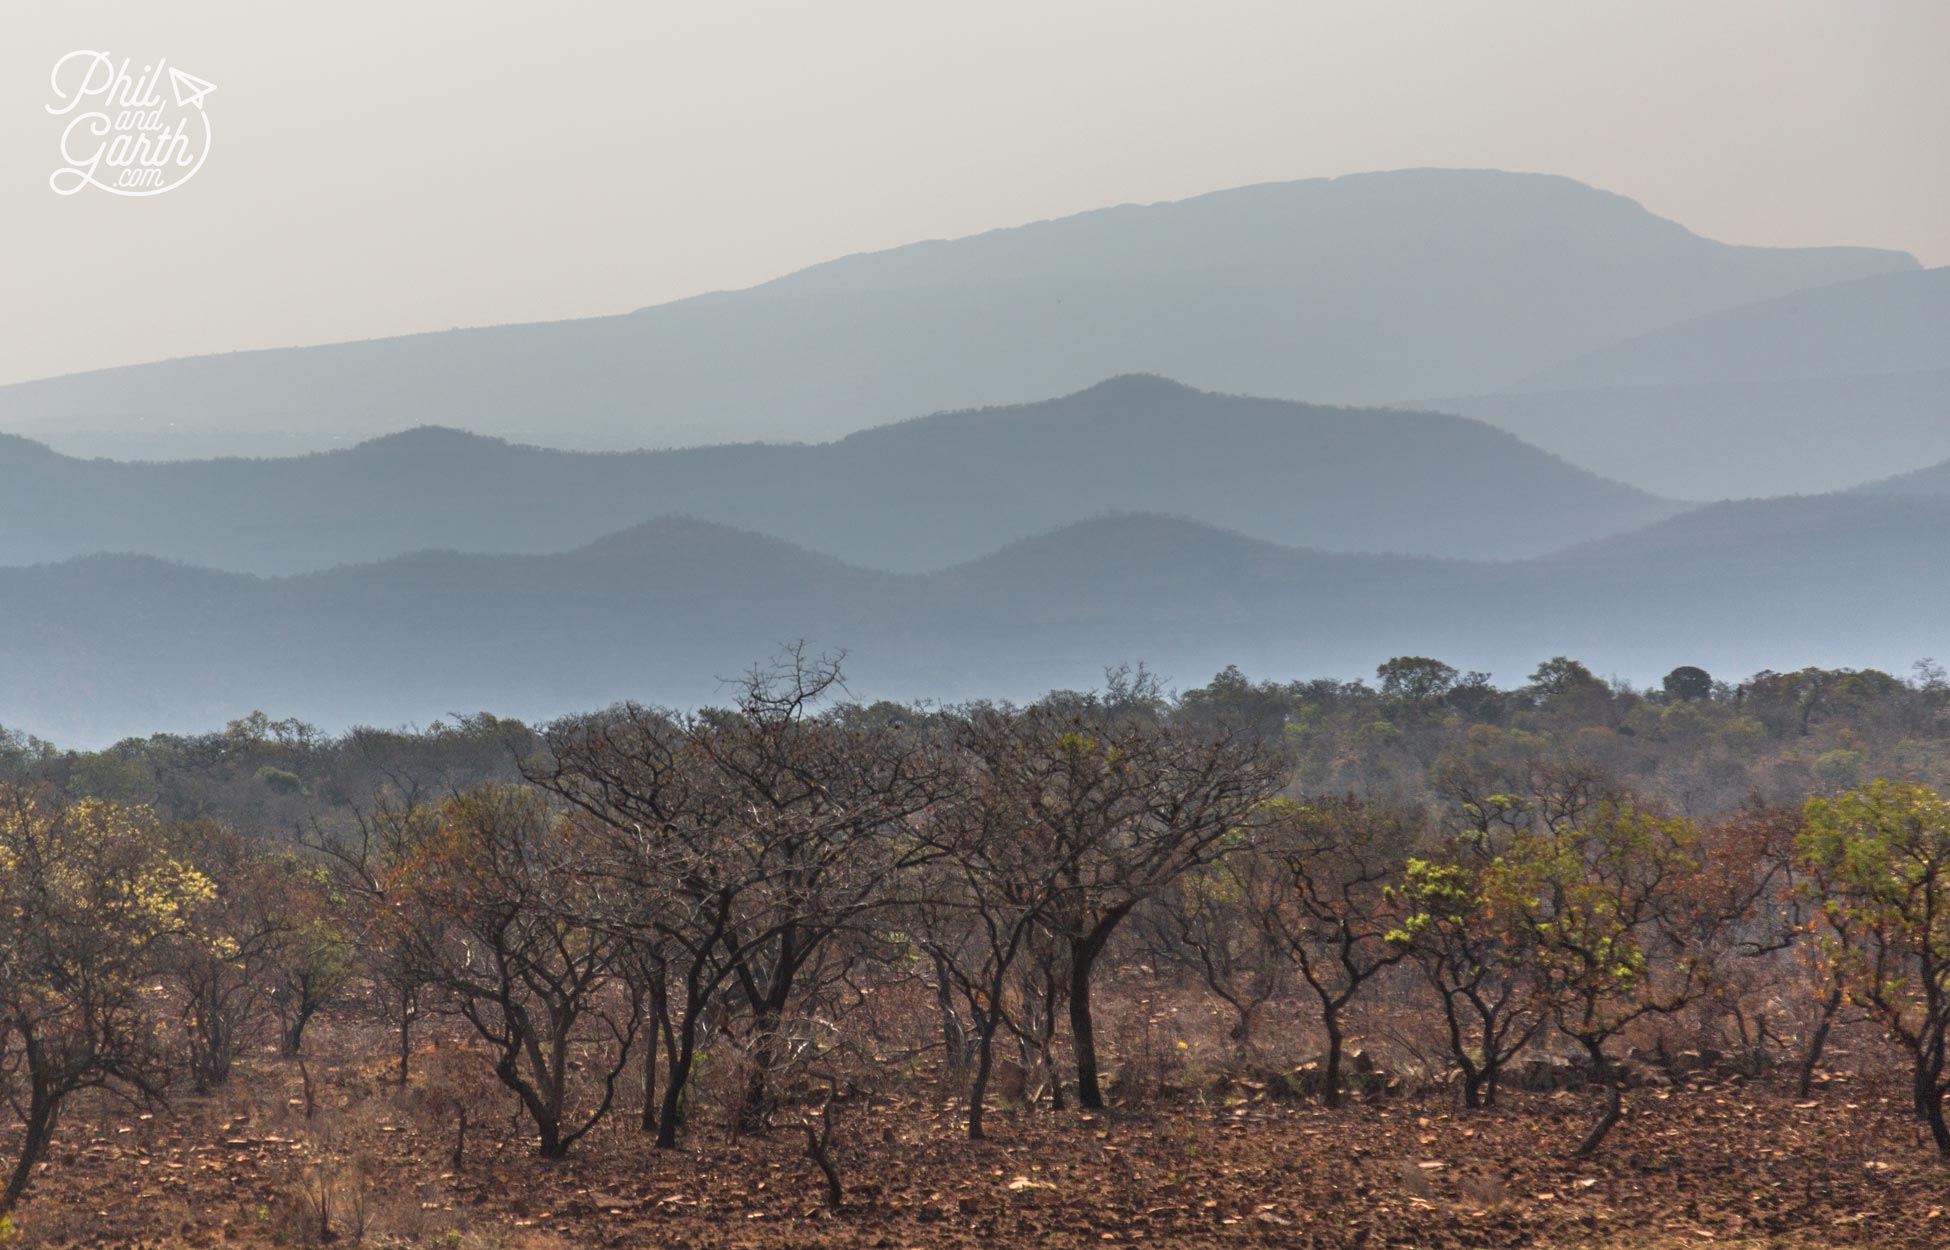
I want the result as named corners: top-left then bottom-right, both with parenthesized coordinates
top-left (0, 789), bottom-right (213, 975)
top-left (1476, 803), bottom-right (1703, 1047)
top-left (1799, 780), bottom-right (1950, 1015)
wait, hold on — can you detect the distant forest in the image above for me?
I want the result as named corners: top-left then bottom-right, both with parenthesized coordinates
top-left (12, 654), bottom-right (1943, 823)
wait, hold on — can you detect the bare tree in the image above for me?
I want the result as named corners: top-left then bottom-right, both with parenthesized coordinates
top-left (906, 724), bottom-right (1067, 1138)
top-left (1141, 866), bottom-right (1287, 1060)
top-left (311, 789), bottom-right (450, 1086)
top-left (533, 653), bottom-right (953, 1146)
top-left (982, 703), bottom-right (1279, 1109)
top-left (1248, 796), bottom-right (1412, 1107)
top-left (382, 786), bottom-right (637, 1158)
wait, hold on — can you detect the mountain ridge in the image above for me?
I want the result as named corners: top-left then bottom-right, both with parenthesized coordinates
top-left (1507, 267), bottom-right (1950, 393)
top-left (7, 495), bottom-right (1949, 746)
top-left (1432, 366), bottom-right (1950, 498)
top-left (0, 376), bottom-right (1682, 573)
top-left (0, 169), bottom-right (1916, 456)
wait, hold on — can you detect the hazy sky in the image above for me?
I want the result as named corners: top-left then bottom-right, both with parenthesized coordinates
top-left (4, 1), bottom-right (1945, 388)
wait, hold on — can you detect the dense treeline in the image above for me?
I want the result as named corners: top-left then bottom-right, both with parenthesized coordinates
top-left (1, 652), bottom-right (1949, 1213)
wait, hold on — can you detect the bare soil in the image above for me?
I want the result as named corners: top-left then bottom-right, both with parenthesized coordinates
top-left (13, 1026), bottom-right (1948, 1250)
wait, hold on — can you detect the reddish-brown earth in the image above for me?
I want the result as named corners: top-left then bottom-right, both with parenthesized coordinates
top-left (12, 1020), bottom-right (1949, 1250)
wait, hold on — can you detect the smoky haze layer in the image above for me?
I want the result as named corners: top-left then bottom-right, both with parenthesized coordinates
top-left (0, 170), bottom-right (1914, 458)
top-left (0, 376), bottom-right (1680, 574)
top-left (1432, 369), bottom-right (1950, 500)
top-left (1857, 455), bottom-right (1950, 497)
top-left (1422, 267), bottom-right (1950, 498)
top-left (1508, 268), bottom-right (1950, 392)
top-left (5, 494), bottom-right (1949, 746)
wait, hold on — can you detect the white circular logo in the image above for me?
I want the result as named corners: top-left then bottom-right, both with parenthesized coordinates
top-left (47, 51), bottom-right (216, 197)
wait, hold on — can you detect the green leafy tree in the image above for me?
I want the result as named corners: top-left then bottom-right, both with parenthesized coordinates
top-left (167, 821), bottom-right (290, 1090)
top-left (1661, 666), bottom-right (1714, 703)
top-left (1798, 781), bottom-right (1950, 1153)
top-left (1526, 656), bottom-right (1604, 700)
top-left (1481, 803), bottom-right (1718, 1155)
top-left (262, 856), bottom-right (357, 1057)
top-left (1390, 853), bottom-right (1543, 1108)
top-left (1376, 657), bottom-right (1458, 704)
top-left (0, 787), bottom-right (212, 1214)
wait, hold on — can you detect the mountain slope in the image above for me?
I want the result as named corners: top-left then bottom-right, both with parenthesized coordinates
top-left (1508, 267), bottom-right (1950, 393)
top-left (0, 170), bottom-right (1914, 455)
top-left (1431, 367), bottom-right (1950, 499)
top-left (0, 376), bottom-right (1682, 571)
top-left (1854, 454), bottom-right (1950, 497)
top-left (8, 498), bottom-right (1950, 746)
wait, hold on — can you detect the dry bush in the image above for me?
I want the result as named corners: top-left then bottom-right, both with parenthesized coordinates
top-left (1104, 995), bottom-right (1194, 1103)
top-left (15, 1201), bottom-right (125, 1247)
top-left (1455, 1170), bottom-right (1510, 1211)
top-left (271, 1160), bottom-right (370, 1246)
top-left (397, 1041), bottom-right (501, 1170)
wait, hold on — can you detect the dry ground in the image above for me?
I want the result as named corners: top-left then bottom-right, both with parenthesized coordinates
top-left (10, 1023), bottom-right (1949, 1250)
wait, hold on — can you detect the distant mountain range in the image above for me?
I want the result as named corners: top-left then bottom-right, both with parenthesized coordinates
top-left (0, 376), bottom-right (1681, 572)
top-left (1856, 451), bottom-right (1950, 497)
top-left (8, 494), bottom-right (1950, 746)
top-left (2, 167), bottom-right (1945, 744)
top-left (1432, 367), bottom-right (1950, 500)
top-left (1509, 268), bottom-right (1950, 392)
top-left (1425, 267), bottom-right (1950, 498)
top-left (0, 169), bottom-right (1914, 462)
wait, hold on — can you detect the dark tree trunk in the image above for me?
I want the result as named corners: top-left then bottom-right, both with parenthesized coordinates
top-left (1575, 1083), bottom-right (1624, 1157)
top-left (1917, 1060), bottom-right (1938, 1123)
top-left (494, 1048), bottom-right (566, 1160)
top-left (1068, 944), bottom-right (1104, 1110)
top-left (1573, 1042), bottom-right (1622, 1157)
top-left (1, 1055), bottom-right (57, 1216)
top-left (639, 1013), bottom-right (660, 1133)
top-left (1797, 986), bottom-right (1842, 1098)
top-left (802, 1101), bottom-right (843, 1208)
top-left (1925, 1082), bottom-right (1950, 1156)
top-left (934, 954), bottom-right (969, 1078)
top-left (656, 1015), bottom-right (700, 1150)
top-left (1035, 959), bottom-right (1065, 1111)
top-left (1321, 1010), bottom-right (1345, 1109)
top-left (737, 1016), bottom-right (782, 1136)
top-left (280, 1002), bottom-right (317, 1058)
top-left (967, 1021), bottom-right (998, 1141)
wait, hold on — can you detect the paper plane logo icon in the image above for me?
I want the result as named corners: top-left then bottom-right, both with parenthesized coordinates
top-left (168, 67), bottom-right (217, 110)
top-left (47, 51), bottom-right (219, 195)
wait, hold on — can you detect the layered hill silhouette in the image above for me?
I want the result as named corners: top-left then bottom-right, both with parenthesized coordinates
top-left (0, 170), bottom-right (1914, 457)
top-left (8, 496), bottom-right (1950, 746)
top-left (0, 377), bottom-right (1681, 572)
top-left (1856, 453), bottom-right (1950, 497)
top-left (1436, 269), bottom-right (1950, 497)
top-left (1509, 268), bottom-right (1950, 392)
top-left (1433, 368), bottom-right (1950, 499)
